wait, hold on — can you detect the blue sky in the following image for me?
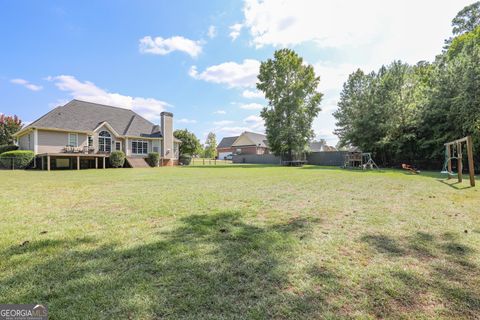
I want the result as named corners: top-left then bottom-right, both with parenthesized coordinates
top-left (0, 0), bottom-right (473, 144)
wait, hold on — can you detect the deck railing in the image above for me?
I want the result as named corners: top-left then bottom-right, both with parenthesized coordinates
top-left (63, 146), bottom-right (96, 154)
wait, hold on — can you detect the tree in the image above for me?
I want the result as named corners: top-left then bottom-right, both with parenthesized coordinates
top-left (334, 22), bottom-right (480, 169)
top-left (334, 61), bottom-right (432, 165)
top-left (452, 1), bottom-right (480, 35)
top-left (174, 129), bottom-right (201, 157)
top-left (257, 49), bottom-right (323, 160)
top-left (0, 114), bottom-right (22, 145)
top-left (204, 132), bottom-right (217, 159)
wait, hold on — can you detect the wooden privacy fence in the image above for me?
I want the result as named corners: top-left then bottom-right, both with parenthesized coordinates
top-left (190, 158), bottom-right (232, 166)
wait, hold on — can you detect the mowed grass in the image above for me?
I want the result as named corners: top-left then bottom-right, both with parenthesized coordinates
top-left (0, 165), bottom-right (479, 319)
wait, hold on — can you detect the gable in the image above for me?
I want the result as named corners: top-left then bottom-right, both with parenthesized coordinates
top-left (232, 134), bottom-right (255, 147)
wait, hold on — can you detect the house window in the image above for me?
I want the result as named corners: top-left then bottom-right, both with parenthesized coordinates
top-left (98, 131), bottom-right (112, 152)
top-left (132, 140), bottom-right (148, 154)
top-left (88, 135), bottom-right (94, 147)
top-left (68, 133), bottom-right (78, 147)
top-left (115, 141), bottom-right (122, 151)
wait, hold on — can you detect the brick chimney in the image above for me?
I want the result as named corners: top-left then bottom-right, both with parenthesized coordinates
top-left (161, 112), bottom-right (174, 160)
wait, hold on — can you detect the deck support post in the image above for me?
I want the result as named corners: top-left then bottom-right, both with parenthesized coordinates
top-left (77, 156), bottom-right (80, 170)
top-left (103, 157), bottom-right (106, 169)
top-left (47, 155), bottom-right (51, 172)
top-left (95, 157), bottom-right (98, 169)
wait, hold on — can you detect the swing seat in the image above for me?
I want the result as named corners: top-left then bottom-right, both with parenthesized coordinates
top-left (441, 170), bottom-right (456, 175)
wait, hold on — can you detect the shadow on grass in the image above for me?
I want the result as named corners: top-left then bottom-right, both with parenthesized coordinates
top-left (2, 214), bottom-right (479, 319)
top-left (360, 231), bottom-right (480, 318)
top-left (437, 179), bottom-right (476, 190)
top-left (184, 164), bottom-right (281, 169)
top-left (0, 212), bottom-right (338, 319)
top-left (300, 165), bottom-right (388, 174)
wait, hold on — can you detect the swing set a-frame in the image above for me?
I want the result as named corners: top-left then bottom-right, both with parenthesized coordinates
top-left (442, 136), bottom-right (475, 187)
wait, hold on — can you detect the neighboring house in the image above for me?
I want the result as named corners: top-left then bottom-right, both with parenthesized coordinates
top-left (217, 131), bottom-right (269, 159)
top-left (309, 141), bottom-right (337, 152)
top-left (13, 99), bottom-right (181, 170)
top-left (216, 136), bottom-right (238, 159)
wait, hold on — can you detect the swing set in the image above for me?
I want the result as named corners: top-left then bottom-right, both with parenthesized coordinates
top-left (441, 136), bottom-right (475, 187)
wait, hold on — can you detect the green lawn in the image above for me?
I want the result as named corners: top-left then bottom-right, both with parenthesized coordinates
top-left (0, 165), bottom-right (479, 319)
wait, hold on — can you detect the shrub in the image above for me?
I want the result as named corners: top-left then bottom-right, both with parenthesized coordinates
top-left (179, 154), bottom-right (192, 165)
top-left (0, 145), bottom-right (19, 154)
top-left (147, 152), bottom-right (160, 167)
top-left (109, 151), bottom-right (126, 168)
top-left (0, 150), bottom-right (34, 169)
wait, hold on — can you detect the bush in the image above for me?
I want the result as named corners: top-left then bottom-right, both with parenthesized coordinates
top-left (179, 154), bottom-right (192, 165)
top-left (0, 145), bottom-right (19, 154)
top-left (147, 152), bottom-right (160, 167)
top-left (0, 150), bottom-right (34, 169)
top-left (109, 151), bottom-right (125, 168)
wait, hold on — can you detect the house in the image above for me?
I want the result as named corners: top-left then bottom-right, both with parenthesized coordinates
top-left (216, 131), bottom-right (269, 159)
top-left (309, 141), bottom-right (337, 152)
top-left (216, 136), bottom-right (238, 159)
top-left (13, 99), bottom-right (181, 170)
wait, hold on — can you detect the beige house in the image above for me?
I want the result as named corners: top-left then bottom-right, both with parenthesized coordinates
top-left (14, 99), bottom-right (180, 170)
top-left (217, 131), bottom-right (269, 159)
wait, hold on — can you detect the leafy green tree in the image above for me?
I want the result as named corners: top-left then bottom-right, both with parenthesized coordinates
top-left (452, 1), bottom-right (480, 35)
top-left (0, 114), bottom-right (22, 145)
top-left (204, 132), bottom-right (217, 159)
top-left (257, 49), bottom-right (323, 160)
top-left (335, 61), bottom-right (433, 164)
top-left (174, 129), bottom-right (201, 157)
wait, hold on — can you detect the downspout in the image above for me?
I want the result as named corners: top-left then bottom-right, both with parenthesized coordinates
top-left (33, 129), bottom-right (38, 169)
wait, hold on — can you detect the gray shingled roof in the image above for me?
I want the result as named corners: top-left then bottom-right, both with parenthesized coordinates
top-left (233, 131), bottom-right (268, 148)
top-left (25, 99), bottom-right (162, 138)
top-left (217, 136), bottom-right (239, 149)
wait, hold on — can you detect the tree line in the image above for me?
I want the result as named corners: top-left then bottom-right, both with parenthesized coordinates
top-left (334, 2), bottom-right (480, 168)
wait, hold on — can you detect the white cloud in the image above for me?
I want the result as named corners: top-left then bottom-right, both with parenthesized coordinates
top-left (213, 110), bottom-right (227, 114)
top-left (229, 23), bottom-right (243, 41)
top-left (243, 114), bottom-right (264, 131)
top-left (213, 126), bottom-right (254, 137)
top-left (49, 75), bottom-right (171, 121)
top-left (10, 78), bottom-right (43, 91)
top-left (242, 0), bottom-right (382, 48)
top-left (239, 102), bottom-right (263, 110)
top-left (210, 115), bottom-right (265, 139)
top-left (319, 98), bottom-right (338, 114)
top-left (177, 118), bottom-right (197, 124)
top-left (313, 62), bottom-right (373, 93)
top-left (241, 0), bottom-right (472, 65)
top-left (213, 120), bottom-right (234, 126)
top-left (207, 25), bottom-right (217, 39)
top-left (242, 89), bottom-right (263, 99)
top-left (189, 59), bottom-right (260, 88)
top-left (139, 35), bottom-right (202, 58)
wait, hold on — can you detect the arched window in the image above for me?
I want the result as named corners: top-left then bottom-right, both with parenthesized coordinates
top-left (98, 131), bottom-right (111, 152)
